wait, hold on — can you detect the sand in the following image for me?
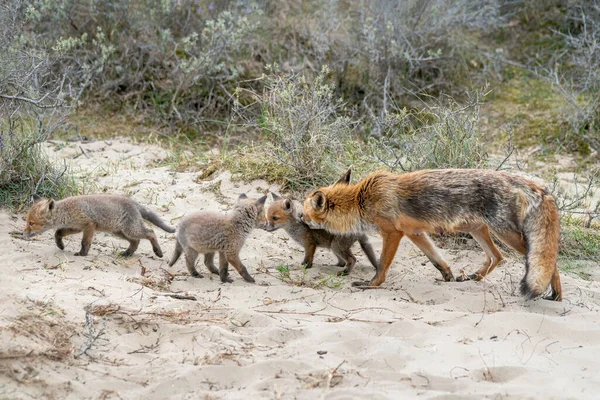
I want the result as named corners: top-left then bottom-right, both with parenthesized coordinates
top-left (1, 138), bottom-right (600, 399)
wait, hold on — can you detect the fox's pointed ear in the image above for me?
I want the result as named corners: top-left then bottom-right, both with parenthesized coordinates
top-left (32, 194), bottom-right (43, 203)
top-left (257, 195), bottom-right (267, 206)
top-left (48, 199), bottom-right (55, 211)
top-left (335, 168), bottom-right (352, 185)
top-left (238, 193), bottom-right (248, 200)
top-left (282, 198), bottom-right (293, 213)
top-left (270, 192), bottom-right (282, 200)
top-left (310, 191), bottom-right (327, 212)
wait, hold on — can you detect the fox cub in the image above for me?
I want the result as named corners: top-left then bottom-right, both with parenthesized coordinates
top-left (169, 194), bottom-right (267, 283)
top-left (302, 168), bottom-right (562, 301)
top-left (264, 193), bottom-right (378, 275)
top-left (23, 194), bottom-right (175, 257)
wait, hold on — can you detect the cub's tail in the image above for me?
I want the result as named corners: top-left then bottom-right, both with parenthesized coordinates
top-left (358, 235), bottom-right (379, 270)
top-left (521, 193), bottom-right (562, 301)
top-left (168, 238), bottom-right (183, 267)
top-left (139, 206), bottom-right (176, 233)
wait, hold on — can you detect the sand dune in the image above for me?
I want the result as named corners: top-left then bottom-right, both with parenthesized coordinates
top-left (1, 138), bottom-right (599, 399)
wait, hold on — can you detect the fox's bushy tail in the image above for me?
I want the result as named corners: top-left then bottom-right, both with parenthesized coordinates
top-left (521, 193), bottom-right (562, 300)
top-left (169, 238), bottom-right (183, 267)
top-left (139, 206), bottom-right (176, 233)
top-left (359, 236), bottom-right (379, 270)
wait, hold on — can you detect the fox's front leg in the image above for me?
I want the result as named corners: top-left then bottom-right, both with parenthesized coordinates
top-left (224, 252), bottom-right (255, 283)
top-left (54, 228), bottom-right (82, 250)
top-left (406, 233), bottom-right (454, 282)
top-left (302, 241), bottom-right (317, 268)
top-left (74, 224), bottom-right (95, 256)
top-left (353, 230), bottom-right (403, 287)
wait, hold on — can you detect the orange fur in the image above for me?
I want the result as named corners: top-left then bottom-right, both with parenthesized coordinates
top-left (302, 168), bottom-right (562, 300)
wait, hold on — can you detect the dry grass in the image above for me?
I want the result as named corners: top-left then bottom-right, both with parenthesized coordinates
top-left (0, 299), bottom-right (75, 362)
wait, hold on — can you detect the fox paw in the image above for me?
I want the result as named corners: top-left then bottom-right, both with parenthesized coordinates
top-left (221, 276), bottom-right (234, 283)
top-left (456, 273), bottom-right (478, 282)
top-left (338, 268), bottom-right (351, 276)
top-left (119, 251), bottom-right (133, 257)
top-left (352, 281), bottom-right (371, 287)
top-left (190, 271), bottom-right (204, 278)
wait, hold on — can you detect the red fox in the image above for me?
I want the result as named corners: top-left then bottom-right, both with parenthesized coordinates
top-left (23, 194), bottom-right (175, 257)
top-left (264, 193), bottom-right (378, 275)
top-left (302, 168), bottom-right (562, 301)
top-left (169, 194), bottom-right (267, 283)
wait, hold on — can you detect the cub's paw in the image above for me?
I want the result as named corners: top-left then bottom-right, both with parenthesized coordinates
top-left (456, 273), bottom-right (478, 282)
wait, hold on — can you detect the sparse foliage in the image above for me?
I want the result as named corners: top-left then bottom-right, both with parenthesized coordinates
top-left (0, 0), bottom-right (79, 208)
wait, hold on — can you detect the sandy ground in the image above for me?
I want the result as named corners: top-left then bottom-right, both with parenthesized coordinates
top-left (1, 138), bottom-right (600, 400)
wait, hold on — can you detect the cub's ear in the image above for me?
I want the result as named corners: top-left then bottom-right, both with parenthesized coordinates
top-left (282, 198), bottom-right (293, 213)
top-left (257, 195), bottom-right (267, 206)
top-left (335, 168), bottom-right (352, 185)
top-left (238, 193), bottom-right (248, 200)
top-left (32, 194), bottom-right (43, 203)
top-left (48, 199), bottom-right (55, 211)
top-left (270, 192), bottom-right (282, 200)
top-left (310, 191), bottom-right (327, 212)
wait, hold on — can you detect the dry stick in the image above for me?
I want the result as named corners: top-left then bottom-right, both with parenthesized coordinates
top-left (75, 309), bottom-right (106, 358)
top-left (79, 145), bottom-right (89, 158)
top-left (326, 360), bottom-right (346, 389)
top-left (256, 309), bottom-right (399, 324)
top-left (156, 293), bottom-right (197, 301)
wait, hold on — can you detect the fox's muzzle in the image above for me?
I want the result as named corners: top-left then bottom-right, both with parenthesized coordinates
top-left (264, 223), bottom-right (279, 232)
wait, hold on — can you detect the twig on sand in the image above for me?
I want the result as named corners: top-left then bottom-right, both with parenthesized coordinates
top-left (76, 307), bottom-right (107, 358)
top-left (325, 360), bottom-right (346, 389)
top-left (155, 293), bottom-right (197, 301)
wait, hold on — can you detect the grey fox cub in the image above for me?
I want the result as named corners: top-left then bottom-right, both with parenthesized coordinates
top-left (169, 194), bottom-right (267, 283)
top-left (24, 194), bottom-right (175, 257)
top-left (264, 193), bottom-right (378, 275)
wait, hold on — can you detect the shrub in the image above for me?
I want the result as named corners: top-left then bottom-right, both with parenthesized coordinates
top-left (0, 0), bottom-right (80, 209)
top-left (229, 66), bottom-right (364, 190)
top-left (363, 89), bottom-right (489, 172)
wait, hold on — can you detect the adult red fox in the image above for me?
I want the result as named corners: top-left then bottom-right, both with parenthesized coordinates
top-left (302, 169), bottom-right (562, 301)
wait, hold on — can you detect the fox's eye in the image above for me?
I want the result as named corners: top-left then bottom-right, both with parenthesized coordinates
top-left (28, 222), bottom-right (33, 226)
top-left (272, 217), bottom-right (279, 221)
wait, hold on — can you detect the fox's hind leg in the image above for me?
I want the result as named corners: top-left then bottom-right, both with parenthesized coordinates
top-left (113, 231), bottom-right (140, 257)
top-left (204, 252), bottom-right (219, 274)
top-left (185, 248), bottom-right (203, 278)
top-left (331, 242), bottom-right (356, 276)
top-left (493, 230), bottom-right (527, 255)
top-left (301, 241), bottom-right (317, 268)
top-left (54, 228), bottom-right (82, 250)
top-left (74, 224), bottom-right (95, 256)
top-left (547, 267), bottom-right (562, 301)
top-left (218, 251), bottom-right (232, 283)
top-left (123, 222), bottom-right (163, 257)
top-left (457, 225), bottom-right (504, 282)
top-left (144, 230), bottom-right (164, 257)
top-left (407, 233), bottom-right (454, 281)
